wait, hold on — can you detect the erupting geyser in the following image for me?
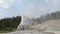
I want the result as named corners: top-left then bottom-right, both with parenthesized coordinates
top-left (17, 16), bottom-right (37, 31)
top-left (17, 16), bottom-right (48, 31)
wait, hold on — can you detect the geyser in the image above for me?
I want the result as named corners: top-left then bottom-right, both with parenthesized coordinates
top-left (17, 16), bottom-right (48, 31)
top-left (17, 16), bottom-right (37, 31)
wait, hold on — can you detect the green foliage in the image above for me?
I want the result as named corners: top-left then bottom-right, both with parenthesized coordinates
top-left (0, 16), bottom-right (21, 31)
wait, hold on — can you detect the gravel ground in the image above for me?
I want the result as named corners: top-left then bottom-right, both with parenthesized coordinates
top-left (6, 30), bottom-right (56, 34)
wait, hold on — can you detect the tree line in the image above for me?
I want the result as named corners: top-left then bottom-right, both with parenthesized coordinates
top-left (0, 16), bottom-right (21, 31)
top-left (37, 11), bottom-right (60, 23)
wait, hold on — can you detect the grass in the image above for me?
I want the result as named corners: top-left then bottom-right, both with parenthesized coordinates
top-left (0, 29), bottom-right (16, 33)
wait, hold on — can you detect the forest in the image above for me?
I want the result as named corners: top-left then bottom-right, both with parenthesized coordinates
top-left (0, 16), bottom-right (21, 31)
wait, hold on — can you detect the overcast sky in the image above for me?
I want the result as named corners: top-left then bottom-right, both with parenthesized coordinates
top-left (0, 0), bottom-right (60, 18)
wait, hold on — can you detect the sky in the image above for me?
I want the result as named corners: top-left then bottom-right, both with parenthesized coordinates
top-left (0, 0), bottom-right (60, 18)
